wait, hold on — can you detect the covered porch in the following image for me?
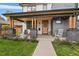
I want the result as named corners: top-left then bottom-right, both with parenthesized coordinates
top-left (3, 8), bottom-right (79, 40)
top-left (18, 16), bottom-right (53, 35)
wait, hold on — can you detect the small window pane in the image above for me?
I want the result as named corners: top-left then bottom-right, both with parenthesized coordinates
top-left (32, 6), bottom-right (36, 11)
top-left (77, 16), bottom-right (79, 21)
top-left (27, 21), bottom-right (32, 29)
top-left (27, 7), bottom-right (32, 12)
top-left (77, 16), bottom-right (79, 30)
top-left (43, 4), bottom-right (47, 10)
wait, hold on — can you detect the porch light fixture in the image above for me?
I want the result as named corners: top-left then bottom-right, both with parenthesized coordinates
top-left (56, 17), bottom-right (62, 24)
top-left (56, 20), bottom-right (61, 24)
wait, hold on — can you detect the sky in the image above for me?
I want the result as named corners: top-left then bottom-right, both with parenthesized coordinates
top-left (0, 3), bottom-right (22, 14)
top-left (0, 3), bottom-right (22, 21)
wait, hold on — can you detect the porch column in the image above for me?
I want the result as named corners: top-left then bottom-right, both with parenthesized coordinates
top-left (72, 16), bottom-right (76, 29)
top-left (22, 21), bottom-right (27, 35)
top-left (48, 19), bottom-right (51, 35)
top-left (32, 18), bottom-right (34, 29)
top-left (10, 17), bottom-right (14, 28)
top-left (68, 16), bottom-right (73, 29)
top-left (34, 18), bottom-right (36, 29)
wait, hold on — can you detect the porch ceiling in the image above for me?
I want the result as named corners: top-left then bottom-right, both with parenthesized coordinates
top-left (3, 8), bottom-right (79, 22)
top-left (17, 16), bottom-right (53, 22)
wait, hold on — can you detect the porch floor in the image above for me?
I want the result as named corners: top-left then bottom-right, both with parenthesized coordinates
top-left (33, 35), bottom-right (56, 56)
top-left (37, 35), bottom-right (55, 41)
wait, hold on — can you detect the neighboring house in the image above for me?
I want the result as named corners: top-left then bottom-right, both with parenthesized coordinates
top-left (0, 15), bottom-right (23, 36)
top-left (0, 16), bottom-right (8, 35)
top-left (5, 17), bottom-right (23, 36)
top-left (3, 3), bottom-right (79, 40)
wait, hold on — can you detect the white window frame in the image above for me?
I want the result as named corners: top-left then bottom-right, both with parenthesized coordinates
top-left (31, 6), bottom-right (36, 11)
top-left (27, 7), bottom-right (32, 12)
top-left (43, 4), bottom-right (47, 11)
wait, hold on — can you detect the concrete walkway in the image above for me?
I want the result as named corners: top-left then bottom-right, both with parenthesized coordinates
top-left (33, 35), bottom-right (57, 56)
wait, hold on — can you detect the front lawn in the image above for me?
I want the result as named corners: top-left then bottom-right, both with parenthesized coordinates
top-left (52, 40), bottom-right (79, 56)
top-left (0, 38), bottom-right (37, 56)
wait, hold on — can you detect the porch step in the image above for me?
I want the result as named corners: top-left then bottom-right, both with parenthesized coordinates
top-left (37, 35), bottom-right (54, 41)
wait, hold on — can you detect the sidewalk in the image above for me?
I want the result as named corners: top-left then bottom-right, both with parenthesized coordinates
top-left (33, 36), bottom-right (57, 56)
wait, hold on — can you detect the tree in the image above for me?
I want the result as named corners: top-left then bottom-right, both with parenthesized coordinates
top-left (2, 25), bottom-right (10, 35)
top-left (2, 25), bottom-right (10, 31)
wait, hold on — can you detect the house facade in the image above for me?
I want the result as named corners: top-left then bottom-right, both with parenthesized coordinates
top-left (0, 16), bottom-right (9, 35)
top-left (20, 3), bottom-right (78, 35)
top-left (3, 3), bottom-right (79, 40)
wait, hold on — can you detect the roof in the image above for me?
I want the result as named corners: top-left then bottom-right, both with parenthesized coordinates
top-left (0, 16), bottom-right (4, 20)
top-left (3, 8), bottom-right (79, 17)
top-left (0, 15), bottom-right (7, 21)
top-left (0, 19), bottom-right (8, 24)
top-left (0, 16), bottom-right (8, 24)
top-left (19, 3), bottom-right (46, 6)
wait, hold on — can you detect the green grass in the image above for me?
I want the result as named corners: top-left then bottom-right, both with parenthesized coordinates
top-left (0, 38), bottom-right (37, 56)
top-left (52, 40), bottom-right (79, 56)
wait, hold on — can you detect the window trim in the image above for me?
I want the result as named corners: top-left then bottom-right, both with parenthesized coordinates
top-left (43, 4), bottom-right (47, 11)
top-left (27, 21), bottom-right (32, 29)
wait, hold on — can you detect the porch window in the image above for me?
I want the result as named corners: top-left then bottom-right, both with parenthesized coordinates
top-left (77, 16), bottom-right (79, 30)
top-left (27, 21), bottom-right (32, 29)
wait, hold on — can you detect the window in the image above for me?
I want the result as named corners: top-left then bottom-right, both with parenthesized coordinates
top-left (27, 21), bottom-right (32, 29)
top-left (27, 6), bottom-right (36, 12)
top-left (52, 3), bottom-right (75, 10)
top-left (43, 4), bottom-right (47, 10)
top-left (32, 6), bottom-right (36, 11)
top-left (51, 3), bottom-right (53, 10)
top-left (77, 16), bottom-right (79, 29)
top-left (27, 7), bottom-right (32, 12)
top-left (77, 16), bottom-right (79, 21)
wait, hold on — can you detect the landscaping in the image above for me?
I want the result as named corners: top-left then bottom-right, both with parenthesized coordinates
top-left (52, 39), bottom-right (79, 56)
top-left (0, 38), bottom-right (38, 56)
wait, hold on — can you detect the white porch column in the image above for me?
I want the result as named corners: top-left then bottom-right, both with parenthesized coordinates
top-left (48, 19), bottom-right (51, 35)
top-left (34, 18), bottom-right (36, 29)
top-left (32, 18), bottom-right (34, 29)
top-left (22, 21), bottom-right (27, 35)
top-left (37, 19), bottom-right (42, 34)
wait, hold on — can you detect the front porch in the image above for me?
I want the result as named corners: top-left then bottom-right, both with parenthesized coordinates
top-left (19, 16), bottom-right (53, 35)
top-left (3, 8), bottom-right (79, 40)
top-left (7, 15), bottom-right (77, 36)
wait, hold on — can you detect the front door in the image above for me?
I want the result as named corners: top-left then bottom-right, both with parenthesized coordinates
top-left (42, 20), bottom-right (48, 34)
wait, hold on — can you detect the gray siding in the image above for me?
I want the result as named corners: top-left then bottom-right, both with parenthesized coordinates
top-left (52, 3), bottom-right (76, 10)
top-left (52, 18), bottom-right (68, 37)
top-left (51, 17), bottom-right (79, 41)
top-left (66, 30), bottom-right (79, 41)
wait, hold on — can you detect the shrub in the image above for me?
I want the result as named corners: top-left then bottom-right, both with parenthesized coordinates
top-left (30, 39), bottom-right (38, 43)
top-left (53, 39), bottom-right (71, 45)
top-left (2, 25), bottom-right (10, 31)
